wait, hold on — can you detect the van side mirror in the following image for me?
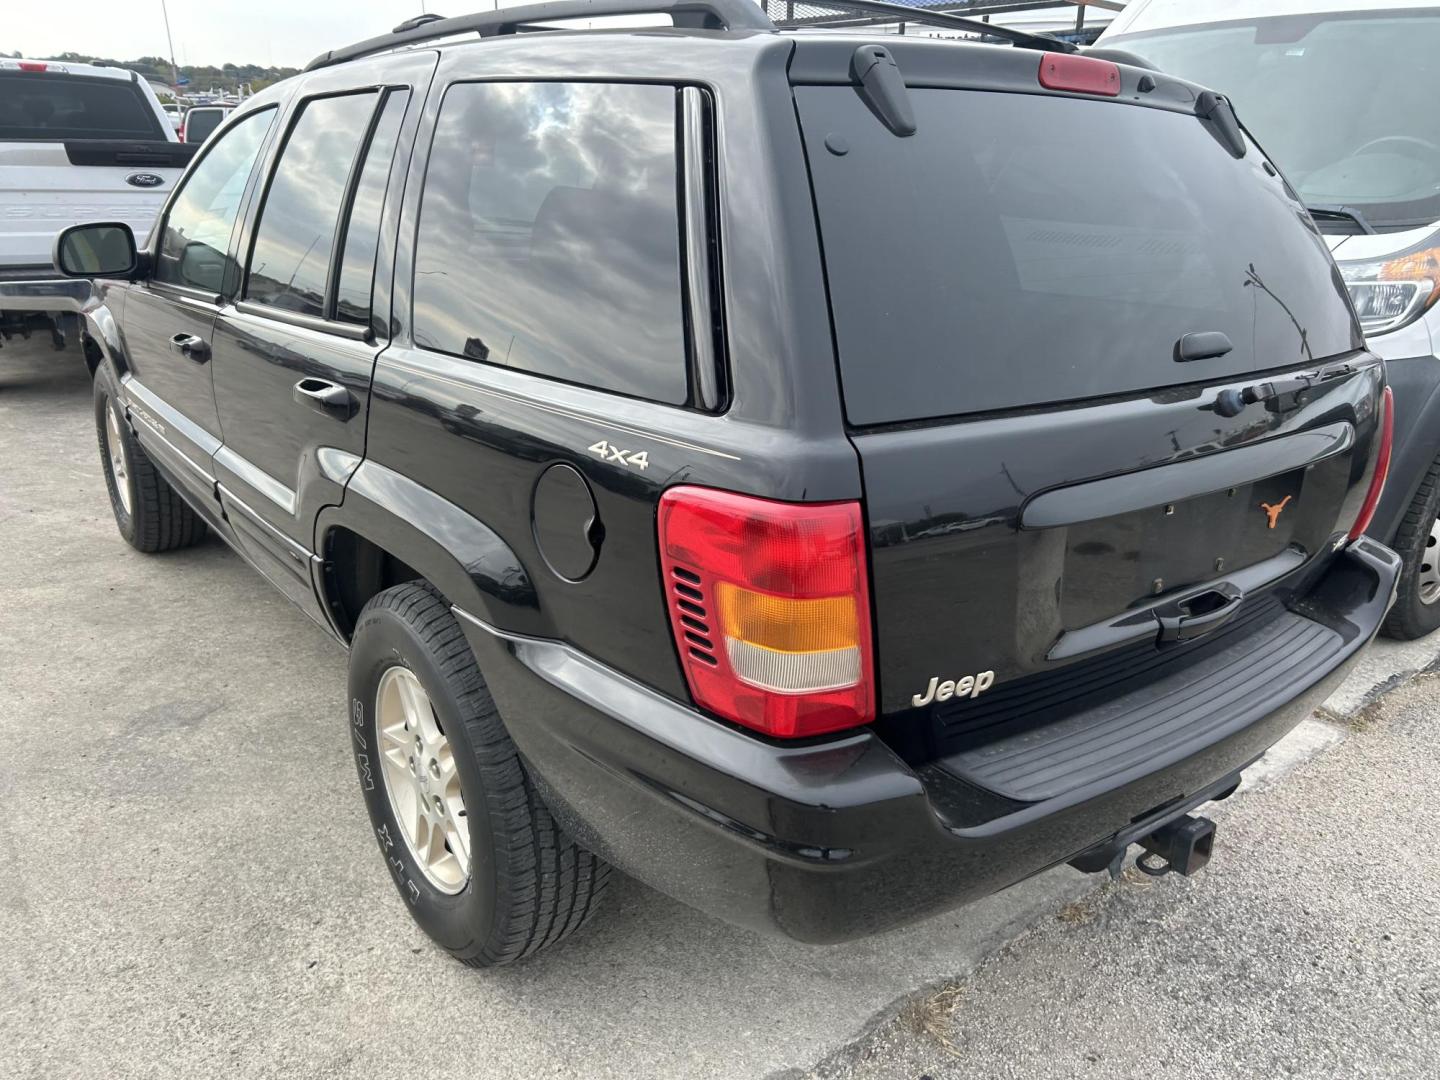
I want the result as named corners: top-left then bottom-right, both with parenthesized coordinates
top-left (53, 222), bottom-right (139, 279)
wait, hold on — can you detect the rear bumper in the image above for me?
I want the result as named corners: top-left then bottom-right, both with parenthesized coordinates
top-left (455, 538), bottom-right (1400, 943)
top-left (0, 272), bottom-right (92, 313)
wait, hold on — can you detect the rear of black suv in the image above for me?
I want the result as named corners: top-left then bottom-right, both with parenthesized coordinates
top-left (457, 38), bottom-right (1400, 944)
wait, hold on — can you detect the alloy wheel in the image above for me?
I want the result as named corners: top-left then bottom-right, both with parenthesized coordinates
top-left (376, 666), bottom-right (471, 893)
top-left (105, 404), bottom-right (133, 516)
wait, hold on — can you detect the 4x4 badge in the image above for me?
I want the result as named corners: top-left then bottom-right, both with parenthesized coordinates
top-left (588, 439), bottom-right (649, 470)
top-left (1260, 495), bottom-right (1292, 529)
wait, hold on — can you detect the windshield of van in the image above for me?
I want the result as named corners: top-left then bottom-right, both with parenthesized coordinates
top-left (1108, 10), bottom-right (1440, 231)
top-left (798, 87), bottom-right (1359, 426)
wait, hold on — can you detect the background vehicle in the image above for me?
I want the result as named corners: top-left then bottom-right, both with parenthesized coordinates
top-left (0, 58), bottom-right (193, 351)
top-left (55, 0), bottom-right (1399, 966)
top-left (1100, 0), bottom-right (1440, 637)
top-left (161, 102), bottom-right (184, 132)
top-left (180, 104), bottom-right (232, 144)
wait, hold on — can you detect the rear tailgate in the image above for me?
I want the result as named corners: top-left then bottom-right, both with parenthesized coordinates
top-left (0, 67), bottom-right (189, 270)
top-left (0, 143), bottom-right (188, 268)
top-left (793, 48), bottom-right (1385, 772)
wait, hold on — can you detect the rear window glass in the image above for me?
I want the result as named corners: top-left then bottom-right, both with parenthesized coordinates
top-left (797, 87), bottom-right (1360, 426)
top-left (0, 72), bottom-right (165, 141)
top-left (413, 81), bottom-right (688, 405)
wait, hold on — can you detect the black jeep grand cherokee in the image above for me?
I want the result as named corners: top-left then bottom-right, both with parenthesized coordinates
top-left (55, 0), bottom-right (1400, 965)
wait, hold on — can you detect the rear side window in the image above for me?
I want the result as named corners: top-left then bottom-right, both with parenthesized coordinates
top-left (0, 72), bottom-right (165, 141)
top-left (797, 87), bottom-right (1361, 426)
top-left (334, 90), bottom-right (410, 327)
top-left (413, 81), bottom-right (688, 405)
top-left (246, 92), bottom-right (378, 319)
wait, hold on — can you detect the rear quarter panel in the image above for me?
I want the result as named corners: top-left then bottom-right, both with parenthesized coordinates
top-left (359, 34), bottom-right (860, 699)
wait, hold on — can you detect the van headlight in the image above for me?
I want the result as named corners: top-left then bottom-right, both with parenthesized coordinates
top-left (1339, 236), bottom-right (1440, 335)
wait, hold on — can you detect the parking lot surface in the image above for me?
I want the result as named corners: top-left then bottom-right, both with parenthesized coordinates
top-left (809, 667), bottom-right (1440, 1080)
top-left (2, 338), bottom-right (1437, 1080)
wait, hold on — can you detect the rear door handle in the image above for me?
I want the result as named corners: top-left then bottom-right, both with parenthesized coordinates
top-left (169, 333), bottom-right (210, 362)
top-left (293, 377), bottom-right (355, 420)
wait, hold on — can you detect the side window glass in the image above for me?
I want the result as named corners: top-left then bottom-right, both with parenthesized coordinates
top-left (413, 82), bottom-right (688, 405)
top-left (245, 92), bottom-right (377, 319)
top-left (334, 90), bottom-right (410, 327)
top-left (155, 107), bottom-right (273, 294)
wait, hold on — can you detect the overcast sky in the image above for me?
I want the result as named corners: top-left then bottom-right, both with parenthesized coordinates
top-left (2, 1), bottom-right (516, 69)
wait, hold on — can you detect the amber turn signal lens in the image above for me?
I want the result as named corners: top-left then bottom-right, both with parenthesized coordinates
top-left (715, 585), bottom-right (859, 654)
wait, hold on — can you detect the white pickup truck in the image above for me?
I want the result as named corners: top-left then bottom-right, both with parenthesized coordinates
top-left (0, 58), bottom-right (195, 353)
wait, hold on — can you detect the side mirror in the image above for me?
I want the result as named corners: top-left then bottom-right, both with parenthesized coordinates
top-left (53, 222), bottom-right (139, 279)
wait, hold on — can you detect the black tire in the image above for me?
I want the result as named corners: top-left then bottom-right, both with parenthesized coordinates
top-left (94, 374), bottom-right (207, 553)
top-left (347, 582), bottom-right (610, 966)
top-left (1382, 453), bottom-right (1440, 640)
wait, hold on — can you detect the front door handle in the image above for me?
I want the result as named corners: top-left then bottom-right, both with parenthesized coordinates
top-left (293, 377), bottom-right (354, 420)
top-left (169, 333), bottom-right (210, 362)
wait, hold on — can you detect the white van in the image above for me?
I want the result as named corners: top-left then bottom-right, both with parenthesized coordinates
top-left (1101, 1), bottom-right (1440, 639)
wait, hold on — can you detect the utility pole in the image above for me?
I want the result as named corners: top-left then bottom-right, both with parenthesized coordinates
top-left (160, 0), bottom-right (180, 89)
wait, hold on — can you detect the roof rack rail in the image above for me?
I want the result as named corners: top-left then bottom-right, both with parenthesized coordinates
top-left (304, 0), bottom-right (776, 71)
top-left (784, 0), bottom-right (1078, 53)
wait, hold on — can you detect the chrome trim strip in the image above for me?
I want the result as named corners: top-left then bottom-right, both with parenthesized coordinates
top-left (213, 446), bottom-right (297, 515)
top-left (118, 382), bottom-right (220, 486)
top-left (127, 409), bottom-right (219, 486)
top-left (217, 483), bottom-right (313, 562)
top-left (234, 299), bottom-right (374, 342)
top-left (148, 281), bottom-right (223, 308)
top-left (383, 356), bottom-right (742, 462)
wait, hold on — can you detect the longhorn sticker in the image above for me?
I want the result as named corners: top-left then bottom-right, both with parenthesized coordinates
top-left (1260, 494), bottom-right (1292, 529)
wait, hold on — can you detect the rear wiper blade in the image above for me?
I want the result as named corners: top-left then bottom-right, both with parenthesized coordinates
top-left (795, 0), bottom-right (1078, 53)
top-left (1306, 203), bottom-right (1377, 235)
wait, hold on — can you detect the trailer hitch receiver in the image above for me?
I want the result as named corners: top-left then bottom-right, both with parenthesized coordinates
top-left (1136, 813), bottom-right (1215, 877)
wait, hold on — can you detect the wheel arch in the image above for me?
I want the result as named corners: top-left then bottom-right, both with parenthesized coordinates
top-left (78, 287), bottom-right (131, 380)
top-left (317, 459), bottom-right (546, 642)
top-left (1372, 355), bottom-right (1440, 543)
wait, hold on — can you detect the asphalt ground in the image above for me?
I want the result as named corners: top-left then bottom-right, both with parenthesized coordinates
top-left (2, 335), bottom-right (1436, 1080)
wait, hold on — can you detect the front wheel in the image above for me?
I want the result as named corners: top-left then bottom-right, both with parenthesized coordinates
top-left (347, 583), bottom-right (610, 966)
top-left (1383, 453), bottom-right (1440, 640)
top-left (93, 375), bottom-right (207, 553)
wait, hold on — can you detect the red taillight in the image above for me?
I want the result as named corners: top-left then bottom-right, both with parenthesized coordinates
top-left (1348, 386), bottom-right (1395, 542)
top-left (1037, 54), bottom-right (1121, 96)
top-left (657, 487), bottom-right (875, 739)
top-left (18, 62), bottom-right (49, 73)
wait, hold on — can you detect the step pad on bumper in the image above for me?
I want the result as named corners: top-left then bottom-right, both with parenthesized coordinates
top-left (939, 611), bottom-right (1342, 802)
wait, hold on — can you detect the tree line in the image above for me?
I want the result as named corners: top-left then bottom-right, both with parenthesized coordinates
top-left (0, 50), bottom-right (298, 93)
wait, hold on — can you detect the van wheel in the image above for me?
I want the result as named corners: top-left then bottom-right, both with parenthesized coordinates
top-left (347, 582), bottom-right (611, 966)
top-left (1383, 454), bottom-right (1440, 640)
top-left (94, 376), bottom-right (207, 553)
